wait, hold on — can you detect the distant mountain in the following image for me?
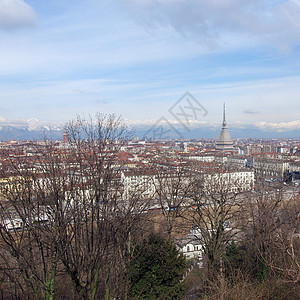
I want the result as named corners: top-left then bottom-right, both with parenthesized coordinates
top-left (131, 124), bottom-right (300, 140)
top-left (0, 126), bottom-right (63, 141)
top-left (0, 124), bottom-right (299, 141)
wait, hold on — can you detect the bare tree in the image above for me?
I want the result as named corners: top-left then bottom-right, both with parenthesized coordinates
top-left (245, 182), bottom-right (300, 283)
top-left (0, 114), bottom-right (151, 299)
top-left (0, 145), bottom-right (69, 300)
top-left (152, 161), bottom-right (191, 237)
top-left (45, 114), bottom-right (123, 299)
top-left (186, 170), bottom-right (246, 281)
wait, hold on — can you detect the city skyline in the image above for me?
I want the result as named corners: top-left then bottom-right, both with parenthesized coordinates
top-left (1, 0), bottom-right (300, 137)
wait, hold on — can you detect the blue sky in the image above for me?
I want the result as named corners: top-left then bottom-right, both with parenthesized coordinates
top-left (0, 0), bottom-right (300, 134)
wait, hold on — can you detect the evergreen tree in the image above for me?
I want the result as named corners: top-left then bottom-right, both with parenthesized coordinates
top-left (128, 234), bottom-right (187, 299)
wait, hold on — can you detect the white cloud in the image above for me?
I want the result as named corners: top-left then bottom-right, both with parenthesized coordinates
top-left (0, 0), bottom-right (36, 29)
top-left (255, 120), bottom-right (300, 131)
top-left (127, 118), bottom-right (300, 134)
top-left (0, 116), bottom-right (61, 129)
top-left (27, 117), bottom-right (39, 130)
top-left (0, 1), bottom-right (299, 128)
top-left (119, 0), bottom-right (300, 48)
top-left (243, 109), bottom-right (259, 114)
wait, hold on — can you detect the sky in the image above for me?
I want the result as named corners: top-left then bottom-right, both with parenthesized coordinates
top-left (0, 0), bottom-right (300, 135)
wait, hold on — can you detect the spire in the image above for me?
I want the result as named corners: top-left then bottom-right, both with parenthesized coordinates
top-left (216, 102), bottom-right (233, 151)
top-left (222, 102), bottom-right (227, 128)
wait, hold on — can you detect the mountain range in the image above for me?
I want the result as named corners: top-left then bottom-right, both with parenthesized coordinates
top-left (0, 124), bottom-right (299, 141)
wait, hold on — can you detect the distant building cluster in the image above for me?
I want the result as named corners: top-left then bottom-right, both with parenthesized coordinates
top-left (0, 106), bottom-right (299, 261)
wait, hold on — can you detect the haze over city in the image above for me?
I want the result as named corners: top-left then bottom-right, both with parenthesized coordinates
top-left (0, 0), bottom-right (300, 138)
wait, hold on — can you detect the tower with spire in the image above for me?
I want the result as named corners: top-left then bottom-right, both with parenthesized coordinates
top-left (215, 103), bottom-right (233, 151)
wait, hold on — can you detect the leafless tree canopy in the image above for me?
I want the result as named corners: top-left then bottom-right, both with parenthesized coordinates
top-left (0, 114), bottom-right (152, 300)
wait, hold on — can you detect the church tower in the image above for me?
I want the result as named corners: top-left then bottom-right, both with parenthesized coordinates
top-left (63, 131), bottom-right (69, 144)
top-left (215, 103), bottom-right (233, 151)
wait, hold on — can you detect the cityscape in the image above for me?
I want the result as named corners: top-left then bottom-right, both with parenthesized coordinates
top-left (0, 107), bottom-right (299, 299)
top-left (0, 1), bottom-right (300, 300)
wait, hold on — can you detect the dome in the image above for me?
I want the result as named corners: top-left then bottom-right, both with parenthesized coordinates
top-left (215, 104), bottom-right (233, 151)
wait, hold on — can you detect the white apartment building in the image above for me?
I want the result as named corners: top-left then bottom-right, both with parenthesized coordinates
top-left (121, 169), bottom-right (157, 198)
top-left (253, 159), bottom-right (290, 179)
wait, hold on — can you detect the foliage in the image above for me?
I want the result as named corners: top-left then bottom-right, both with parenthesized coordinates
top-left (256, 257), bottom-right (268, 282)
top-left (224, 242), bottom-right (246, 275)
top-left (128, 234), bottom-right (187, 299)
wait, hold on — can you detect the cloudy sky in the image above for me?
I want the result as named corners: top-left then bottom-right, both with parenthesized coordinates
top-left (0, 0), bottom-right (300, 134)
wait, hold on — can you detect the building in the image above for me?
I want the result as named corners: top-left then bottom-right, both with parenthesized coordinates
top-left (253, 158), bottom-right (290, 179)
top-left (121, 169), bottom-right (157, 198)
top-left (201, 169), bottom-right (254, 192)
top-left (176, 238), bottom-right (203, 260)
top-left (176, 229), bottom-right (203, 260)
top-left (215, 104), bottom-right (234, 151)
top-left (63, 131), bottom-right (69, 144)
top-left (227, 156), bottom-right (247, 168)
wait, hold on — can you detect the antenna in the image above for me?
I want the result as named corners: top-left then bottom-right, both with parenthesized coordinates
top-left (222, 102), bottom-right (227, 128)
